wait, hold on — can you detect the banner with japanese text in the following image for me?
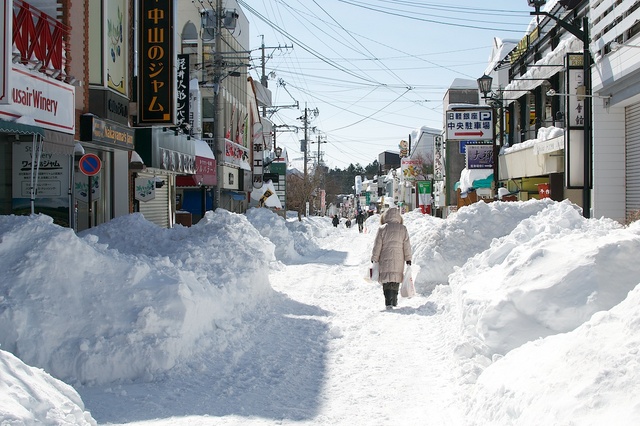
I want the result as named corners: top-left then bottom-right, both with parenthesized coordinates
top-left (138, 0), bottom-right (175, 124)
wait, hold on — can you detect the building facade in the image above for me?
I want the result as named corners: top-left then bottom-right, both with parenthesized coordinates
top-left (477, 0), bottom-right (640, 223)
top-left (1, 0), bottom-right (76, 227)
top-left (590, 0), bottom-right (640, 222)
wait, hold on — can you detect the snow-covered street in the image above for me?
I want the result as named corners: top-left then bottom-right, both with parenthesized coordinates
top-left (2, 201), bottom-right (640, 425)
top-left (77, 224), bottom-right (463, 425)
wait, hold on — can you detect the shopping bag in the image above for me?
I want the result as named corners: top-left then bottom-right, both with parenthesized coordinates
top-left (400, 265), bottom-right (415, 298)
top-left (364, 265), bottom-right (371, 282)
top-left (370, 262), bottom-right (379, 282)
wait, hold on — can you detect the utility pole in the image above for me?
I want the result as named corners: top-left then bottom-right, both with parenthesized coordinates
top-left (311, 134), bottom-right (328, 206)
top-left (317, 134), bottom-right (326, 166)
top-left (298, 104), bottom-right (319, 180)
top-left (298, 105), bottom-right (319, 218)
top-left (303, 106), bottom-right (308, 180)
top-left (213, 0), bottom-right (223, 210)
top-left (258, 36), bottom-right (293, 117)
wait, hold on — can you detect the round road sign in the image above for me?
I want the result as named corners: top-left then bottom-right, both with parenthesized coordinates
top-left (79, 153), bottom-right (102, 176)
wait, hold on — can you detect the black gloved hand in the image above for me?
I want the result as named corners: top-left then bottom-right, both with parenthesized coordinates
top-left (406, 260), bottom-right (411, 265)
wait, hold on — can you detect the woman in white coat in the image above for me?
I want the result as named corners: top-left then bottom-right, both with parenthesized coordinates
top-left (371, 208), bottom-right (412, 309)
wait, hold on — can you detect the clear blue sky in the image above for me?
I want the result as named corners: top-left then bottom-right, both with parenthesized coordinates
top-left (241, 0), bottom-right (534, 170)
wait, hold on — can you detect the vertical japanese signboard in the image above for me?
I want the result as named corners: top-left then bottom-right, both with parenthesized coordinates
top-left (189, 78), bottom-right (202, 139)
top-left (138, 0), bottom-right (175, 124)
top-left (253, 122), bottom-right (264, 189)
top-left (565, 52), bottom-right (586, 188)
top-left (176, 54), bottom-right (189, 130)
top-left (434, 136), bottom-right (444, 180)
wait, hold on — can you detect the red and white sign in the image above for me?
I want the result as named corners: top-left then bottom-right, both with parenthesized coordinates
top-left (0, 65), bottom-right (75, 133)
top-left (176, 140), bottom-right (217, 187)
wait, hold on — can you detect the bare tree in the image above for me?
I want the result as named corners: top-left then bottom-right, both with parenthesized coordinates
top-left (286, 170), bottom-right (322, 219)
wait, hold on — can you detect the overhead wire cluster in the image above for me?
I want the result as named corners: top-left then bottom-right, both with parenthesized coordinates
top-left (239, 0), bottom-right (531, 169)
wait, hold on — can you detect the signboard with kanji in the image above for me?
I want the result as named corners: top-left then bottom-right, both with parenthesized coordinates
top-left (176, 54), bottom-right (189, 130)
top-left (137, 0), bottom-right (175, 124)
top-left (465, 144), bottom-right (493, 170)
top-left (565, 52), bottom-right (587, 189)
top-left (446, 109), bottom-right (493, 141)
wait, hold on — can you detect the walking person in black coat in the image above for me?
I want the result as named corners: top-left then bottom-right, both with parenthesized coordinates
top-left (356, 211), bottom-right (365, 233)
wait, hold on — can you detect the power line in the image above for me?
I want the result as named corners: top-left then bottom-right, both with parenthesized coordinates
top-left (338, 0), bottom-right (530, 32)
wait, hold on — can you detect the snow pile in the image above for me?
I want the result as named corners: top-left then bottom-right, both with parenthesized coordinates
top-left (285, 215), bottom-right (334, 256)
top-left (246, 208), bottom-right (299, 262)
top-left (466, 284), bottom-right (640, 425)
top-left (451, 201), bottom-right (640, 357)
top-left (0, 210), bottom-right (275, 386)
top-left (0, 350), bottom-right (96, 425)
top-left (403, 199), bottom-right (558, 290)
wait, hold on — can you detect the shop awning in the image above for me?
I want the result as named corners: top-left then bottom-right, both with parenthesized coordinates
top-left (0, 119), bottom-right (45, 136)
top-left (43, 129), bottom-right (74, 155)
top-left (225, 191), bottom-right (246, 201)
top-left (0, 119), bottom-right (74, 155)
top-left (176, 139), bottom-right (217, 187)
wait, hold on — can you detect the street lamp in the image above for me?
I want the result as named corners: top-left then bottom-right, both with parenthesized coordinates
top-left (527, 0), bottom-right (546, 9)
top-left (477, 74), bottom-right (493, 98)
top-left (528, 0), bottom-right (592, 218)
top-left (477, 74), bottom-right (502, 197)
top-left (263, 146), bottom-right (284, 169)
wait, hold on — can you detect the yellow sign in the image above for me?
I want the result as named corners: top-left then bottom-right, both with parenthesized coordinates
top-left (259, 189), bottom-right (274, 207)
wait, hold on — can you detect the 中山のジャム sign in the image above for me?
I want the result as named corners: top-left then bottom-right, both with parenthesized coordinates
top-left (137, 0), bottom-right (175, 124)
top-left (446, 109), bottom-right (493, 141)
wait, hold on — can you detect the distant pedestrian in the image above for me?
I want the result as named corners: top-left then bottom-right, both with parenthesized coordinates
top-left (371, 208), bottom-right (412, 309)
top-left (356, 211), bottom-right (365, 233)
top-left (332, 215), bottom-right (339, 227)
top-left (345, 218), bottom-right (352, 228)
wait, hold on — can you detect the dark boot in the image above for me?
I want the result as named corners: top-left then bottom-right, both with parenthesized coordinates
top-left (383, 289), bottom-right (392, 307)
top-left (392, 290), bottom-right (398, 307)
